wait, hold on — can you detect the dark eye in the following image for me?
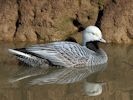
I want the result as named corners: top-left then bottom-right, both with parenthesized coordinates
top-left (92, 32), bottom-right (95, 35)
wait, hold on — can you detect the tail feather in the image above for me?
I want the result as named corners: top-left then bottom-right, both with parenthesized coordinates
top-left (8, 49), bottom-right (32, 58)
top-left (8, 49), bottom-right (49, 67)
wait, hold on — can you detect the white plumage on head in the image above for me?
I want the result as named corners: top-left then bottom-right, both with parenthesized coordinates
top-left (83, 26), bottom-right (106, 46)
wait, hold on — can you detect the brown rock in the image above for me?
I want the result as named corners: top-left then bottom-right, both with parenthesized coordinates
top-left (1, 0), bottom-right (133, 44)
top-left (101, 0), bottom-right (133, 44)
top-left (23, 0), bottom-right (99, 42)
top-left (0, 0), bottom-right (99, 42)
top-left (0, 0), bottom-right (18, 41)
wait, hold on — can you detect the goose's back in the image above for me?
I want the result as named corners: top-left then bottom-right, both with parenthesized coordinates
top-left (27, 42), bottom-right (95, 67)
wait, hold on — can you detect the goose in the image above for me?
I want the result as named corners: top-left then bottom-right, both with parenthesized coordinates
top-left (8, 26), bottom-right (108, 68)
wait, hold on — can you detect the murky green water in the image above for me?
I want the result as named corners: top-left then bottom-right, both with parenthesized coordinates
top-left (0, 42), bottom-right (133, 100)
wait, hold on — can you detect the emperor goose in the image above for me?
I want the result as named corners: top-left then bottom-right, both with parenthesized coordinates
top-left (8, 26), bottom-right (108, 68)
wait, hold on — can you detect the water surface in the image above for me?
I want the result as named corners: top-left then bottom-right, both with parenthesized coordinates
top-left (0, 42), bottom-right (133, 100)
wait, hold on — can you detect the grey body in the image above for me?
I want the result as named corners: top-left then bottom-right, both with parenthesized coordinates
top-left (9, 41), bottom-right (108, 68)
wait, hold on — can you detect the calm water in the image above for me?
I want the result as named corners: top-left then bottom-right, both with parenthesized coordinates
top-left (0, 42), bottom-right (133, 100)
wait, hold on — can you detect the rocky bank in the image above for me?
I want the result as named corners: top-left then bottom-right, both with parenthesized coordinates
top-left (0, 0), bottom-right (133, 44)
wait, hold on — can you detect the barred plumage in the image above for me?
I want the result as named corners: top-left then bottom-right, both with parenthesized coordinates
top-left (9, 42), bottom-right (107, 68)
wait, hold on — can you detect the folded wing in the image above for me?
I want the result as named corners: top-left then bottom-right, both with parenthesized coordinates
top-left (27, 42), bottom-right (94, 67)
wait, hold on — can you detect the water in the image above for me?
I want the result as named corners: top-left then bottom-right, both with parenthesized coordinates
top-left (0, 42), bottom-right (133, 100)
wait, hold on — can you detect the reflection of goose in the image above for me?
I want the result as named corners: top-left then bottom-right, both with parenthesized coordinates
top-left (84, 82), bottom-right (105, 96)
top-left (10, 67), bottom-right (91, 84)
top-left (10, 64), bottom-right (107, 96)
top-left (9, 67), bottom-right (50, 83)
top-left (9, 26), bottom-right (108, 68)
top-left (9, 63), bottom-right (107, 84)
top-left (30, 64), bottom-right (107, 85)
top-left (30, 67), bottom-right (91, 85)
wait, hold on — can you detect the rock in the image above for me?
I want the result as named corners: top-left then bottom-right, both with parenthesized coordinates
top-left (0, 0), bottom-right (133, 44)
top-left (13, 0), bottom-right (99, 42)
top-left (101, 0), bottom-right (133, 43)
top-left (0, 0), bottom-right (18, 41)
top-left (0, 0), bottom-right (99, 42)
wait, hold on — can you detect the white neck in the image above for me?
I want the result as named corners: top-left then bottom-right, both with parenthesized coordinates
top-left (82, 31), bottom-right (87, 46)
top-left (82, 40), bottom-right (86, 46)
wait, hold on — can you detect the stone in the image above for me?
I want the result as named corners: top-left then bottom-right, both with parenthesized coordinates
top-left (0, 0), bottom-right (18, 41)
top-left (0, 0), bottom-right (133, 44)
top-left (0, 0), bottom-right (99, 42)
top-left (101, 0), bottom-right (133, 43)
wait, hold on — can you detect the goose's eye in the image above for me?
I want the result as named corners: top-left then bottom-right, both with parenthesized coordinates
top-left (92, 32), bottom-right (95, 35)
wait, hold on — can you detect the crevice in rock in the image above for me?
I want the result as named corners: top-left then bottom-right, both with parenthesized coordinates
top-left (112, 0), bottom-right (117, 4)
top-left (78, 0), bottom-right (82, 7)
top-left (65, 37), bottom-right (77, 43)
top-left (95, 8), bottom-right (104, 28)
top-left (72, 14), bottom-right (85, 32)
top-left (35, 32), bottom-right (41, 40)
top-left (87, 16), bottom-right (91, 20)
top-left (14, 0), bottom-right (21, 38)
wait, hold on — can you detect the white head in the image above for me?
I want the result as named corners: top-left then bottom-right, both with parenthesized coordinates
top-left (83, 26), bottom-right (106, 46)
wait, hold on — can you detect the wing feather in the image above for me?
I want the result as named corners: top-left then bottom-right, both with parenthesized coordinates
top-left (26, 42), bottom-right (94, 67)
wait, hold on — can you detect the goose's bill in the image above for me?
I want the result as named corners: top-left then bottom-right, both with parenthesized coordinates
top-left (99, 38), bottom-right (106, 43)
